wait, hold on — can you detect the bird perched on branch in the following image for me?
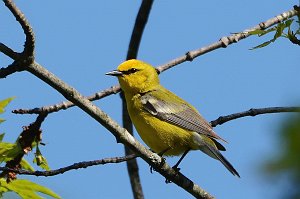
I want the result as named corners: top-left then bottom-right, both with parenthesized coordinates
top-left (106, 59), bottom-right (239, 177)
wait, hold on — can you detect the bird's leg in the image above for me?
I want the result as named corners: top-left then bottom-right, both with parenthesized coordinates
top-left (158, 147), bottom-right (171, 156)
top-left (149, 147), bottom-right (171, 173)
top-left (165, 149), bottom-right (190, 184)
top-left (172, 149), bottom-right (190, 172)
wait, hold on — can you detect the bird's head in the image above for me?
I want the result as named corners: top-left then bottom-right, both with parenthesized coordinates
top-left (106, 59), bottom-right (159, 94)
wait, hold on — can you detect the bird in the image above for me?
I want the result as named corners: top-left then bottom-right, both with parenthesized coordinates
top-left (106, 59), bottom-right (240, 177)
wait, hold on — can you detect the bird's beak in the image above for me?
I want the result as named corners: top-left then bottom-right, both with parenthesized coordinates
top-left (105, 70), bottom-right (123, 76)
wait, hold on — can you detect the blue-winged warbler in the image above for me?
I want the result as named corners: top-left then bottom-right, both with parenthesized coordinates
top-left (106, 59), bottom-right (239, 177)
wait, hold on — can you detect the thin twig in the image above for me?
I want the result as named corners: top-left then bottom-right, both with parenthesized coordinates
top-left (12, 85), bottom-right (121, 114)
top-left (0, 43), bottom-right (20, 60)
top-left (0, 154), bottom-right (138, 177)
top-left (210, 107), bottom-right (300, 127)
top-left (11, 7), bottom-right (298, 115)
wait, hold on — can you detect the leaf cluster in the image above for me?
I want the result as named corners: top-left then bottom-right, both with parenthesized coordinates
top-left (249, 10), bottom-right (300, 49)
top-left (0, 98), bottom-right (59, 199)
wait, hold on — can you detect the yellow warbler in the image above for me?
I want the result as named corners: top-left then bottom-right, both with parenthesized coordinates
top-left (106, 59), bottom-right (239, 177)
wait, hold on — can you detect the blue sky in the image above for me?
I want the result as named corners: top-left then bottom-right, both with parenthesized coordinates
top-left (1, 1), bottom-right (299, 198)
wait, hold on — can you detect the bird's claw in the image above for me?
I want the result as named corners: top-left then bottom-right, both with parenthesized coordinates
top-left (164, 165), bottom-right (181, 184)
top-left (149, 156), bottom-right (166, 173)
top-left (172, 165), bottom-right (181, 173)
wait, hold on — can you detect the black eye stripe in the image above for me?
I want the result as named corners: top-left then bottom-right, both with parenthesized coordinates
top-left (122, 68), bottom-right (139, 75)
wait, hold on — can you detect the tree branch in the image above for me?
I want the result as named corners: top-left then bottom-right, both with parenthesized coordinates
top-left (0, 154), bottom-right (138, 177)
top-left (210, 107), bottom-right (300, 127)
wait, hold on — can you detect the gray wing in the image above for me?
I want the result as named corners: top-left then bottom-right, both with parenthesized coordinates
top-left (140, 92), bottom-right (226, 142)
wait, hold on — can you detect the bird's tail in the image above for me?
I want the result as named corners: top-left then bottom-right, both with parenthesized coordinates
top-left (201, 143), bottom-right (240, 177)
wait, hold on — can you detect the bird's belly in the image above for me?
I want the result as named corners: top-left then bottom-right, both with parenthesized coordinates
top-left (131, 111), bottom-right (195, 156)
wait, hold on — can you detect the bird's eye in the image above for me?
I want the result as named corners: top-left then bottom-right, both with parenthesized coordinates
top-left (123, 68), bottom-right (139, 75)
top-left (129, 68), bottom-right (138, 73)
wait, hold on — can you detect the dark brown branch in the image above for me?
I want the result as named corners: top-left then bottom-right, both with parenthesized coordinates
top-left (0, 43), bottom-right (23, 79)
top-left (0, 43), bottom-right (20, 60)
top-left (3, 0), bottom-right (35, 57)
top-left (12, 7), bottom-right (299, 115)
top-left (0, 113), bottom-right (48, 182)
top-left (0, 154), bottom-right (138, 177)
top-left (123, 1), bottom-right (153, 199)
top-left (210, 107), bottom-right (300, 127)
top-left (0, 62), bottom-right (23, 78)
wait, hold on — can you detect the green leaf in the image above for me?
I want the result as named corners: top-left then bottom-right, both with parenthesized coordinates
top-left (284, 19), bottom-right (294, 28)
top-left (248, 29), bottom-right (266, 35)
top-left (286, 27), bottom-right (300, 45)
top-left (33, 146), bottom-right (50, 171)
top-left (274, 23), bottom-right (285, 39)
top-left (0, 178), bottom-right (61, 199)
top-left (261, 27), bottom-right (278, 36)
top-left (0, 97), bottom-right (14, 124)
top-left (0, 142), bottom-right (22, 163)
top-left (33, 156), bottom-right (50, 171)
top-left (0, 97), bottom-right (14, 114)
top-left (20, 159), bottom-right (35, 172)
top-left (249, 18), bottom-right (298, 49)
top-left (0, 186), bottom-right (8, 197)
top-left (272, 19), bottom-right (293, 40)
top-left (0, 133), bottom-right (5, 142)
top-left (250, 40), bottom-right (273, 50)
top-left (0, 142), bottom-right (34, 170)
top-left (248, 27), bottom-right (277, 37)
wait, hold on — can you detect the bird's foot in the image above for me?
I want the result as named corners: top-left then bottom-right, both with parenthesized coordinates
top-left (149, 156), bottom-right (166, 174)
top-left (164, 165), bottom-right (181, 184)
top-left (172, 165), bottom-right (181, 173)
